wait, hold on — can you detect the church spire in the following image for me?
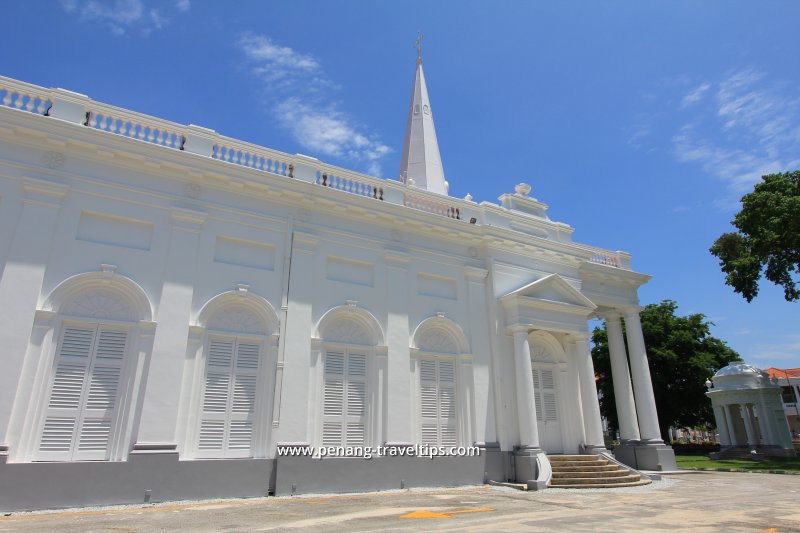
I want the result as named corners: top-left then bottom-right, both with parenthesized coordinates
top-left (398, 34), bottom-right (448, 196)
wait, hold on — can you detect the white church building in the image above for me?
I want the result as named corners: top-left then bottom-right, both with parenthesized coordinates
top-left (0, 55), bottom-right (675, 509)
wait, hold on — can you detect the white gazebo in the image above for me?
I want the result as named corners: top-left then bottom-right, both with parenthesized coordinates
top-left (706, 363), bottom-right (796, 458)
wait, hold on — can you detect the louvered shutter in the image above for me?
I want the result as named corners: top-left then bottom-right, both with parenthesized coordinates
top-left (438, 361), bottom-right (457, 447)
top-left (199, 339), bottom-right (233, 457)
top-left (419, 359), bottom-right (458, 447)
top-left (419, 360), bottom-right (438, 445)
top-left (322, 351), bottom-right (345, 447)
top-left (38, 326), bottom-right (127, 461)
top-left (322, 349), bottom-right (368, 447)
top-left (532, 368), bottom-right (543, 421)
top-left (531, 366), bottom-right (558, 423)
top-left (228, 341), bottom-right (259, 456)
top-left (197, 338), bottom-right (261, 458)
top-left (540, 369), bottom-right (558, 422)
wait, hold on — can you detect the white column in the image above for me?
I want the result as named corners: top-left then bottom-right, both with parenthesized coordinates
top-left (275, 232), bottom-right (317, 444)
top-left (723, 404), bottom-right (738, 445)
top-left (384, 252), bottom-right (412, 446)
top-left (511, 327), bottom-right (539, 449)
top-left (603, 312), bottom-right (640, 442)
top-left (0, 180), bottom-right (68, 449)
top-left (753, 403), bottom-right (769, 446)
top-left (623, 308), bottom-right (663, 443)
top-left (713, 405), bottom-right (731, 446)
top-left (464, 267), bottom-right (495, 446)
top-left (571, 333), bottom-right (605, 450)
top-left (135, 209), bottom-right (205, 449)
top-left (740, 404), bottom-right (757, 450)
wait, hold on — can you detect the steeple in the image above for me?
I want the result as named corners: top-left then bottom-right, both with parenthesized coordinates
top-left (398, 36), bottom-right (448, 196)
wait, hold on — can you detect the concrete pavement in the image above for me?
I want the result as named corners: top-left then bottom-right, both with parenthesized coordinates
top-left (1, 472), bottom-right (798, 532)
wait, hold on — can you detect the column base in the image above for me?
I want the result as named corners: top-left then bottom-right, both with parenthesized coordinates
top-left (580, 443), bottom-right (608, 455)
top-left (514, 446), bottom-right (545, 489)
top-left (614, 441), bottom-right (676, 471)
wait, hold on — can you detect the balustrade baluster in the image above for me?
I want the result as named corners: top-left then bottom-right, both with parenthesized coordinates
top-left (2, 90), bottom-right (12, 106)
top-left (25, 95), bottom-right (35, 112)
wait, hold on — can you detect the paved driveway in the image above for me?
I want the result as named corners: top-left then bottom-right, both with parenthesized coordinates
top-left (1, 472), bottom-right (799, 532)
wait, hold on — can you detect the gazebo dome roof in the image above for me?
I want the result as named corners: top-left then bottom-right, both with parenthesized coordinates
top-left (713, 363), bottom-right (763, 378)
top-left (709, 362), bottom-right (776, 392)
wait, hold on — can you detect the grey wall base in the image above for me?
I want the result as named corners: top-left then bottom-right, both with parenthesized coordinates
top-left (274, 452), bottom-right (505, 496)
top-left (0, 453), bottom-right (274, 512)
top-left (1, 449), bottom-right (513, 511)
top-left (614, 443), bottom-right (677, 471)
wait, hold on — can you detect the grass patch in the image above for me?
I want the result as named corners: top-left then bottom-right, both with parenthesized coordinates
top-left (676, 455), bottom-right (800, 472)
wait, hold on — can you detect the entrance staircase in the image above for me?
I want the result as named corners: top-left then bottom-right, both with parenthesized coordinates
top-left (548, 454), bottom-right (651, 488)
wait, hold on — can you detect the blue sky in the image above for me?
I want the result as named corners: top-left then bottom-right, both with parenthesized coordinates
top-left (2, 1), bottom-right (799, 370)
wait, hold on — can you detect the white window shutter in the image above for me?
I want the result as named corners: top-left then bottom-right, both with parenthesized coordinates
top-left (197, 338), bottom-right (261, 458)
top-left (322, 351), bottom-right (345, 446)
top-left (38, 326), bottom-right (127, 461)
top-left (419, 359), bottom-right (458, 447)
top-left (322, 350), bottom-right (367, 447)
top-left (532, 367), bottom-right (558, 423)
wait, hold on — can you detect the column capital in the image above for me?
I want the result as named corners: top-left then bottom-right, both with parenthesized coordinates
top-left (567, 331), bottom-right (591, 343)
top-left (598, 309), bottom-right (623, 322)
top-left (464, 266), bottom-right (489, 280)
top-left (507, 324), bottom-right (532, 336)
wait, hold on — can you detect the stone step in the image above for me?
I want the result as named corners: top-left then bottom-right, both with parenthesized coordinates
top-left (549, 479), bottom-right (652, 489)
top-left (550, 460), bottom-right (609, 468)
top-left (552, 469), bottom-right (630, 479)
top-left (550, 474), bottom-right (642, 485)
top-left (550, 464), bottom-right (621, 472)
top-left (548, 455), bottom-right (603, 462)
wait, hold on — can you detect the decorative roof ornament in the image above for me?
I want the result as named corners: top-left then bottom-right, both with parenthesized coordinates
top-left (414, 31), bottom-right (424, 64)
top-left (398, 34), bottom-right (449, 196)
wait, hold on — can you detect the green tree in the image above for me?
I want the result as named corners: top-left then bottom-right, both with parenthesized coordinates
top-left (591, 300), bottom-right (741, 441)
top-left (710, 169), bottom-right (800, 302)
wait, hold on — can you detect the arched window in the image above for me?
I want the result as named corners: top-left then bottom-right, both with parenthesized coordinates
top-left (31, 272), bottom-right (153, 462)
top-left (419, 357), bottom-right (456, 447)
top-left (193, 294), bottom-right (278, 459)
top-left (530, 331), bottom-right (567, 453)
top-left (316, 305), bottom-right (384, 448)
top-left (412, 316), bottom-right (471, 448)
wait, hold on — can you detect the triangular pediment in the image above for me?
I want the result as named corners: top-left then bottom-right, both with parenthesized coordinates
top-left (501, 274), bottom-right (597, 310)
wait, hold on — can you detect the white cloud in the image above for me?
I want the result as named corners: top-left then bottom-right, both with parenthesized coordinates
top-left (59, 0), bottom-right (185, 35)
top-left (749, 335), bottom-right (800, 368)
top-left (667, 69), bottom-right (800, 207)
top-left (680, 82), bottom-right (710, 108)
top-left (237, 33), bottom-right (391, 176)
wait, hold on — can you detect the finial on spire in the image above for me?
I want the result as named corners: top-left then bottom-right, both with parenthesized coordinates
top-left (414, 31), bottom-right (424, 63)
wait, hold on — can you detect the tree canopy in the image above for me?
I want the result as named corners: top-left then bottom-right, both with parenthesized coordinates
top-left (591, 300), bottom-right (740, 441)
top-left (710, 169), bottom-right (800, 302)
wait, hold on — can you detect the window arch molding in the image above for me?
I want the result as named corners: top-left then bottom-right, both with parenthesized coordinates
top-left (183, 289), bottom-right (280, 459)
top-left (411, 314), bottom-right (470, 355)
top-left (13, 268), bottom-right (155, 463)
top-left (194, 289), bottom-right (279, 337)
top-left (42, 269), bottom-right (153, 322)
top-left (529, 330), bottom-right (566, 364)
top-left (315, 304), bottom-right (385, 347)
